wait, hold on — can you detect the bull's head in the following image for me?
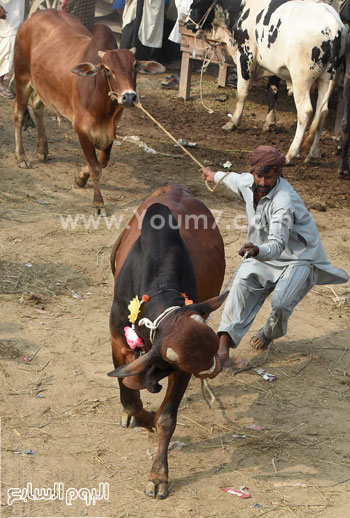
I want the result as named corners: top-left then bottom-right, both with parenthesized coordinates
top-left (71, 49), bottom-right (165, 106)
top-left (185, 0), bottom-right (216, 32)
top-left (108, 291), bottom-right (228, 386)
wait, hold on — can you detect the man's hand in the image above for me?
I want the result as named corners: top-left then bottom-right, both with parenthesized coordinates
top-left (238, 242), bottom-right (259, 258)
top-left (0, 6), bottom-right (7, 19)
top-left (200, 166), bottom-right (216, 183)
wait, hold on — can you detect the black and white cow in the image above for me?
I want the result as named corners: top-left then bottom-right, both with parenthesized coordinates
top-left (187, 0), bottom-right (348, 163)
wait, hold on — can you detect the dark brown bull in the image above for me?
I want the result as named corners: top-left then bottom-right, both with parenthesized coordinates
top-left (108, 184), bottom-right (227, 498)
top-left (13, 9), bottom-right (164, 215)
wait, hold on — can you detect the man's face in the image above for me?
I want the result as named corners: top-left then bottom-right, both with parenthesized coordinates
top-left (253, 167), bottom-right (281, 195)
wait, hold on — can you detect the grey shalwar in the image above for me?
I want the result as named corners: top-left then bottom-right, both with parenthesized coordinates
top-left (214, 171), bottom-right (349, 346)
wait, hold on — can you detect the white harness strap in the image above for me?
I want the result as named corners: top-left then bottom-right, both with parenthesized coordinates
top-left (138, 306), bottom-right (180, 344)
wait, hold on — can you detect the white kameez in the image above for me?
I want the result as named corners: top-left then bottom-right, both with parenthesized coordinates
top-left (0, 0), bottom-right (24, 77)
top-left (214, 171), bottom-right (349, 346)
top-left (138, 0), bottom-right (164, 48)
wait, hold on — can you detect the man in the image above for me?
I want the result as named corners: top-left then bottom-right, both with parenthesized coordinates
top-left (201, 145), bottom-right (349, 367)
top-left (0, 0), bottom-right (24, 99)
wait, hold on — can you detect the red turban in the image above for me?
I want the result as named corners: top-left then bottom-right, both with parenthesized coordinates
top-left (249, 145), bottom-right (286, 173)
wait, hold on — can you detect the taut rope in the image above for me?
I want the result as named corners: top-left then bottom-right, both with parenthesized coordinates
top-left (135, 101), bottom-right (229, 192)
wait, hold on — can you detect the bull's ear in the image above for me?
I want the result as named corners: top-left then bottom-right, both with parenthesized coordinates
top-left (98, 50), bottom-right (105, 59)
top-left (71, 62), bottom-right (103, 77)
top-left (135, 61), bottom-right (166, 74)
top-left (108, 350), bottom-right (154, 377)
top-left (189, 291), bottom-right (228, 316)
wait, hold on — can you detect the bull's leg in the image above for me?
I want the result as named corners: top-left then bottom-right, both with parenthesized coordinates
top-left (75, 143), bottom-right (113, 190)
top-left (263, 76), bottom-right (281, 131)
top-left (32, 93), bottom-right (48, 162)
top-left (98, 143), bottom-right (113, 169)
top-left (339, 67), bottom-right (350, 178)
top-left (14, 76), bottom-right (33, 168)
top-left (118, 378), bottom-right (155, 431)
top-left (76, 133), bottom-right (106, 216)
top-left (304, 75), bottom-right (334, 162)
top-left (222, 54), bottom-right (252, 131)
top-left (285, 79), bottom-right (314, 163)
top-left (145, 370), bottom-right (191, 500)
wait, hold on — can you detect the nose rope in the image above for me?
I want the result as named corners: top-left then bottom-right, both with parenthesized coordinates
top-left (135, 101), bottom-right (229, 192)
top-left (138, 305), bottom-right (180, 344)
top-left (105, 72), bottom-right (120, 101)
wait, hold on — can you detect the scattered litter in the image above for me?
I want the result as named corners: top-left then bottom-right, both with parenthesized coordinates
top-left (223, 161), bottom-right (232, 169)
top-left (22, 347), bottom-right (40, 363)
top-left (35, 309), bottom-right (49, 315)
top-left (253, 503), bottom-right (262, 510)
top-left (23, 449), bottom-right (36, 455)
top-left (222, 486), bottom-right (251, 499)
top-left (121, 135), bottom-right (157, 154)
top-left (227, 113), bottom-right (233, 118)
top-left (175, 138), bottom-right (197, 148)
top-left (25, 262), bottom-right (33, 268)
top-left (86, 292), bottom-right (93, 295)
top-left (36, 199), bottom-right (49, 205)
top-left (35, 394), bottom-right (46, 398)
top-left (232, 434), bottom-right (246, 439)
top-left (253, 368), bottom-right (277, 382)
top-left (245, 424), bottom-right (265, 431)
top-left (146, 449), bottom-right (154, 460)
top-left (168, 441), bottom-right (185, 451)
top-left (72, 291), bottom-right (82, 299)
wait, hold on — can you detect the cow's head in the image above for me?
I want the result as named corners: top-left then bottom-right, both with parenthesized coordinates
top-left (185, 0), bottom-right (216, 32)
top-left (108, 291), bottom-right (228, 385)
top-left (71, 49), bottom-right (165, 106)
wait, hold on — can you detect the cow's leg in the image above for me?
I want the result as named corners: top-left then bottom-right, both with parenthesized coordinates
top-left (145, 370), bottom-right (191, 500)
top-left (76, 133), bottom-right (106, 216)
top-left (32, 93), bottom-right (48, 162)
top-left (339, 66), bottom-right (350, 178)
top-left (98, 143), bottom-right (113, 169)
top-left (263, 76), bottom-right (281, 131)
top-left (118, 378), bottom-right (155, 431)
top-left (222, 55), bottom-right (252, 131)
top-left (14, 77), bottom-right (33, 169)
top-left (285, 79), bottom-right (314, 163)
top-left (304, 75), bottom-right (335, 162)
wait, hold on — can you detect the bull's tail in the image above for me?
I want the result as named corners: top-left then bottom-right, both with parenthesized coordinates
top-left (302, 76), bottom-right (336, 154)
top-left (110, 227), bottom-right (127, 276)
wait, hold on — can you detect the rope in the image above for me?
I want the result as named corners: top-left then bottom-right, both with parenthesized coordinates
top-left (135, 101), bottom-right (228, 193)
top-left (139, 305), bottom-right (180, 344)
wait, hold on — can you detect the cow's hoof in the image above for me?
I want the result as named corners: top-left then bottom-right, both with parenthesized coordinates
top-left (74, 175), bottom-right (88, 188)
top-left (17, 159), bottom-right (32, 169)
top-left (145, 481), bottom-right (168, 499)
top-left (120, 413), bottom-right (137, 428)
top-left (221, 121), bottom-right (234, 131)
top-left (92, 206), bottom-right (106, 217)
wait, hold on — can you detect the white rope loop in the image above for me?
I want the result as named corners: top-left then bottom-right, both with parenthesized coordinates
top-left (139, 305), bottom-right (181, 344)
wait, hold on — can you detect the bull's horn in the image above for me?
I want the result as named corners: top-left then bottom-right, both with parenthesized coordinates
top-left (129, 47), bottom-right (137, 55)
top-left (108, 350), bottom-right (153, 377)
top-left (98, 50), bottom-right (105, 58)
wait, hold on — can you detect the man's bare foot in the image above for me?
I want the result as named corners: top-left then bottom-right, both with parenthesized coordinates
top-left (218, 333), bottom-right (235, 368)
top-left (250, 329), bottom-right (272, 350)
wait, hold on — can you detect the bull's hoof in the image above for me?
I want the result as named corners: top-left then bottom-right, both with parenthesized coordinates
top-left (120, 413), bottom-right (137, 428)
top-left (92, 206), bottom-right (106, 217)
top-left (17, 159), bottom-right (32, 169)
top-left (74, 175), bottom-right (89, 188)
top-left (145, 480), bottom-right (168, 499)
top-left (221, 121), bottom-right (234, 131)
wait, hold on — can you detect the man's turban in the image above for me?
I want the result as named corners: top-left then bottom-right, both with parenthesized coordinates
top-left (249, 145), bottom-right (286, 173)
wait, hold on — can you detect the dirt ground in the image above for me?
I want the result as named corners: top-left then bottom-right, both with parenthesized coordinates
top-left (1, 67), bottom-right (350, 518)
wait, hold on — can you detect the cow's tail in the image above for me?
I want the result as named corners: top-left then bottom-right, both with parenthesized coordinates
top-left (110, 228), bottom-right (127, 276)
top-left (302, 76), bottom-right (336, 154)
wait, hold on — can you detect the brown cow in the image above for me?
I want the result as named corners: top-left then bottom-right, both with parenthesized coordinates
top-left (13, 9), bottom-right (165, 215)
top-left (108, 184), bottom-right (227, 499)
